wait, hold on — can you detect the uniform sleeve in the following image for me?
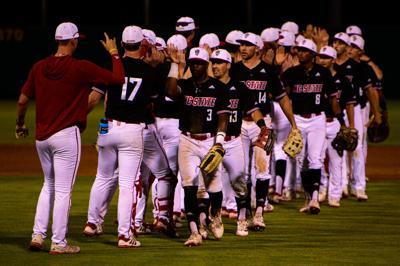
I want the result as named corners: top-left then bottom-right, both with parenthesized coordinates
top-left (324, 70), bottom-right (338, 98)
top-left (339, 77), bottom-right (357, 105)
top-left (21, 67), bottom-right (36, 98)
top-left (78, 55), bottom-right (125, 87)
top-left (268, 66), bottom-right (286, 101)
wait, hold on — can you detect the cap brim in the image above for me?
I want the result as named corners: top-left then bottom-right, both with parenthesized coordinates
top-left (237, 40), bottom-right (256, 46)
top-left (188, 58), bottom-right (209, 63)
top-left (210, 58), bottom-right (230, 64)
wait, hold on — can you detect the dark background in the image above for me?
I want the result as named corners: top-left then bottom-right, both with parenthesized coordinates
top-left (1, 0), bottom-right (399, 98)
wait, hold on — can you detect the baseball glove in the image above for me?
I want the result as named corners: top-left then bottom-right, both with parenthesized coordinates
top-left (283, 128), bottom-right (303, 158)
top-left (15, 124), bottom-right (29, 139)
top-left (331, 127), bottom-right (358, 156)
top-left (252, 127), bottom-right (275, 155)
top-left (199, 143), bottom-right (225, 175)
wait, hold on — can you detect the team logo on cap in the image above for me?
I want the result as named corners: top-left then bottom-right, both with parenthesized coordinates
top-left (215, 50), bottom-right (220, 56)
top-left (244, 33), bottom-right (250, 38)
top-left (195, 49), bottom-right (200, 55)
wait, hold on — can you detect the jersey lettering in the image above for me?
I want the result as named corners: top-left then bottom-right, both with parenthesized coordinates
top-left (244, 80), bottom-right (267, 90)
top-left (184, 96), bottom-right (216, 107)
top-left (121, 77), bottom-right (142, 101)
top-left (292, 84), bottom-right (323, 93)
top-left (228, 99), bottom-right (239, 109)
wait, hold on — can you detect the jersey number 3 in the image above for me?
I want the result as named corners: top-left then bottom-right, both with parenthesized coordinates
top-left (121, 77), bottom-right (143, 101)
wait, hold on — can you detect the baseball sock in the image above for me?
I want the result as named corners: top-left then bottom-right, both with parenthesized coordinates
top-left (301, 170), bottom-right (312, 200)
top-left (209, 191), bottom-right (223, 217)
top-left (309, 168), bottom-right (321, 201)
top-left (245, 182), bottom-right (253, 218)
top-left (235, 197), bottom-right (247, 220)
top-left (275, 160), bottom-right (287, 195)
top-left (198, 198), bottom-right (210, 226)
top-left (184, 186), bottom-right (199, 233)
top-left (255, 179), bottom-right (269, 215)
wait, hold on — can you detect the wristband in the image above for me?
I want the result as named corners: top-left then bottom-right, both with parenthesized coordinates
top-left (256, 118), bottom-right (266, 128)
top-left (168, 63), bottom-right (179, 79)
top-left (215, 132), bottom-right (226, 144)
top-left (108, 48), bottom-right (118, 55)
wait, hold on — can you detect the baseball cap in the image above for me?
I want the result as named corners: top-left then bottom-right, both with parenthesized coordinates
top-left (225, 30), bottom-right (244, 46)
top-left (199, 33), bottom-right (221, 49)
top-left (281, 21), bottom-right (299, 35)
top-left (278, 30), bottom-right (295, 47)
top-left (261, 27), bottom-right (280, 42)
top-left (237, 32), bottom-right (260, 47)
top-left (122, 25), bottom-right (144, 44)
top-left (55, 22), bottom-right (80, 40)
top-left (296, 39), bottom-right (317, 53)
top-left (188, 47), bottom-right (209, 62)
top-left (142, 29), bottom-right (156, 45)
top-left (333, 32), bottom-right (350, 46)
top-left (346, 25), bottom-right (362, 36)
top-left (167, 34), bottom-right (188, 51)
top-left (176, 17), bottom-right (197, 32)
top-left (319, 45), bottom-right (337, 59)
top-left (155, 37), bottom-right (166, 51)
top-left (295, 34), bottom-right (305, 45)
top-left (210, 49), bottom-right (232, 63)
top-left (349, 35), bottom-right (365, 50)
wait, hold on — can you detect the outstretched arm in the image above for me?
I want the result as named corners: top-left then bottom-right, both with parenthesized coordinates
top-left (278, 95), bottom-right (297, 129)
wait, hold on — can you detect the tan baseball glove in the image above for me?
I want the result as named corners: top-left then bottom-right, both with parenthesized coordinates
top-left (199, 143), bottom-right (225, 175)
top-left (283, 128), bottom-right (303, 158)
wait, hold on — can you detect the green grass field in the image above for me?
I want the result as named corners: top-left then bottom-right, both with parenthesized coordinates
top-left (1, 99), bottom-right (400, 265)
top-left (0, 176), bottom-right (399, 265)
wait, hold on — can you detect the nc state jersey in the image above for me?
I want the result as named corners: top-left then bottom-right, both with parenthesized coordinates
top-left (282, 64), bottom-right (337, 115)
top-left (224, 79), bottom-right (259, 136)
top-left (177, 77), bottom-right (231, 134)
top-left (325, 72), bottom-right (357, 118)
top-left (230, 61), bottom-right (285, 116)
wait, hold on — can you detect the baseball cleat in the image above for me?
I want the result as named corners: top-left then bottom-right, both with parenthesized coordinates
top-left (210, 212), bottom-right (224, 240)
top-left (49, 243), bottom-right (80, 254)
top-left (199, 223), bottom-right (209, 240)
top-left (356, 190), bottom-right (368, 201)
top-left (299, 200), bottom-right (310, 213)
top-left (83, 222), bottom-right (103, 237)
top-left (184, 232), bottom-right (202, 247)
top-left (153, 217), bottom-right (179, 238)
top-left (236, 220), bottom-right (249, 237)
top-left (29, 234), bottom-right (44, 251)
top-left (264, 203), bottom-right (274, 213)
top-left (328, 199), bottom-right (341, 208)
top-left (252, 213), bottom-right (266, 231)
top-left (309, 199), bottom-right (320, 214)
top-left (318, 190), bottom-right (327, 202)
top-left (228, 210), bottom-right (238, 220)
top-left (118, 235), bottom-right (141, 248)
top-left (134, 224), bottom-right (151, 235)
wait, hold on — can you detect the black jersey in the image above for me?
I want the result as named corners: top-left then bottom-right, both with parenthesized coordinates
top-left (103, 57), bottom-right (158, 123)
top-left (177, 77), bottom-right (231, 134)
top-left (334, 58), bottom-right (374, 108)
top-left (282, 64), bottom-right (337, 115)
top-left (325, 72), bottom-right (357, 118)
top-left (224, 79), bottom-right (259, 136)
top-left (230, 61), bottom-right (286, 116)
top-left (359, 61), bottom-right (379, 108)
top-left (153, 62), bottom-right (180, 119)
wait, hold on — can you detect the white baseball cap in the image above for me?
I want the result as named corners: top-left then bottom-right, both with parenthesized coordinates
top-left (350, 35), bottom-right (365, 50)
top-left (167, 34), bottom-right (188, 51)
top-left (188, 47), bottom-right (209, 62)
top-left (281, 21), bottom-right (299, 35)
top-left (210, 49), bottom-right (232, 63)
top-left (199, 33), bottom-right (220, 49)
top-left (296, 38), bottom-right (317, 53)
top-left (295, 34), bottom-right (305, 45)
top-left (237, 32), bottom-right (260, 47)
top-left (122, 25), bottom-right (144, 44)
top-left (142, 29), bottom-right (156, 45)
top-left (261, 27), bottom-right (280, 42)
top-left (346, 25), bottom-right (362, 36)
top-left (176, 17), bottom-right (197, 32)
top-left (278, 30), bottom-right (295, 47)
top-left (155, 37), bottom-right (166, 51)
top-left (333, 32), bottom-right (350, 46)
top-left (225, 30), bottom-right (244, 45)
top-left (319, 45), bottom-right (337, 59)
top-left (55, 22), bottom-right (80, 40)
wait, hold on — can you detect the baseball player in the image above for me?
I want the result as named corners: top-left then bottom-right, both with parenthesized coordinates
top-left (333, 33), bottom-right (381, 200)
top-left (317, 45), bottom-right (357, 207)
top-left (223, 30), bottom-right (244, 63)
top-left (210, 48), bottom-right (272, 236)
top-left (166, 47), bottom-right (231, 246)
top-left (281, 39), bottom-right (341, 214)
top-left (17, 22), bottom-right (125, 254)
top-left (230, 32), bottom-right (297, 229)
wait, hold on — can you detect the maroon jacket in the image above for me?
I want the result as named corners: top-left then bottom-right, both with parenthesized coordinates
top-left (21, 54), bottom-right (124, 140)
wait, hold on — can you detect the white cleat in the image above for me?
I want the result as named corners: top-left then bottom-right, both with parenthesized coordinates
top-left (83, 222), bottom-right (103, 237)
top-left (236, 220), bottom-right (249, 237)
top-left (356, 190), bottom-right (368, 201)
top-left (49, 243), bottom-right (80, 254)
top-left (299, 199), bottom-right (310, 213)
top-left (184, 232), bottom-right (202, 247)
top-left (252, 213), bottom-right (266, 231)
top-left (29, 234), bottom-right (44, 251)
top-left (328, 199), bottom-right (341, 208)
top-left (199, 223), bottom-right (209, 240)
top-left (263, 203), bottom-right (274, 213)
top-left (210, 213), bottom-right (224, 240)
top-left (118, 235), bottom-right (141, 248)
